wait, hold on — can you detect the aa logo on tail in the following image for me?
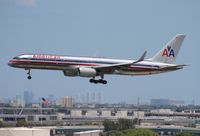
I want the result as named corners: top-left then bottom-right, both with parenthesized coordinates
top-left (162, 46), bottom-right (175, 57)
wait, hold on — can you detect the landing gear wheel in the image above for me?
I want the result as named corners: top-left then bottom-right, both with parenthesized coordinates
top-left (90, 79), bottom-right (95, 83)
top-left (27, 76), bottom-right (32, 80)
top-left (94, 80), bottom-right (98, 84)
top-left (98, 79), bottom-right (103, 83)
top-left (102, 80), bottom-right (107, 84)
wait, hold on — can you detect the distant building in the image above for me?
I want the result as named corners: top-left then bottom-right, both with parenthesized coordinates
top-left (23, 91), bottom-right (35, 104)
top-left (73, 92), bottom-right (102, 106)
top-left (47, 94), bottom-right (56, 106)
top-left (48, 94), bottom-right (55, 101)
top-left (170, 100), bottom-right (185, 106)
top-left (86, 92), bottom-right (90, 104)
top-left (151, 99), bottom-right (185, 106)
top-left (57, 96), bottom-right (73, 108)
top-left (10, 95), bottom-right (25, 107)
top-left (74, 94), bottom-right (80, 104)
top-left (151, 109), bottom-right (174, 114)
top-left (73, 130), bottom-right (103, 136)
top-left (91, 92), bottom-right (95, 104)
top-left (96, 92), bottom-right (102, 104)
top-left (0, 127), bottom-right (50, 136)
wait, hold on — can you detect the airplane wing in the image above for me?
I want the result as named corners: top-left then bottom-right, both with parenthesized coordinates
top-left (91, 51), bottom-right (147, 71)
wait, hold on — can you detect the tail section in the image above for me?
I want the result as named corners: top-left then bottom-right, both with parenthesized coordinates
top-left (150, 34), bottom-right (186, 64)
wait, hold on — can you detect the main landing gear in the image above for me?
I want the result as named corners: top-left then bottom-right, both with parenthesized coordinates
top-left (89, 75), bottom-right (107, 84)
top-left (27, 69), bottom-right (32, 80)
top-left (89, 79), bottom-right (107, 84)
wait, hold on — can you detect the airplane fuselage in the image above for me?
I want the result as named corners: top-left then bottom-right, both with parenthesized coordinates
top-left (8, 54), bottom-right (180, 77)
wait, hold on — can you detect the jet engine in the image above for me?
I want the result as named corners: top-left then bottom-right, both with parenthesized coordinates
top-left (63, 68), bottom-right (79, 76)
top-left (78, 67), bottom-right (97, 77)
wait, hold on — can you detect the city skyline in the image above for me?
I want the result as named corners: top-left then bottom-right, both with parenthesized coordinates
top-left (0, 90), bottom-right (105, 105)
top-left (0, 90), bottom-right (195, 106)
top-left (1, 1), bottom-right (200, 104)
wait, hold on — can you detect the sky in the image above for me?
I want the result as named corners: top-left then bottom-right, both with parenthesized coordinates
top-left (0, 0), bottom-right (200, 104)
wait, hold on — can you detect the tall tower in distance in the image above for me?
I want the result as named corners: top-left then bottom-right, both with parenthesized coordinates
top-left (23, 91), bottom-right (35, 104)
top-left (96, 92), bottom-right (102, 104)
top-left (61, 96), bottom-right (73, 108)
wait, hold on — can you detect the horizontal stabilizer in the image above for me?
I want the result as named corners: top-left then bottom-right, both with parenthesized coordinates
top-left (159, 64), bottom-right (187, 71)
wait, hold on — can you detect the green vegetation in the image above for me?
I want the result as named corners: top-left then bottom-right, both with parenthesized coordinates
top-left (16, 119), bottom-right (27, 127)
top-left (176, 133), bottom-right (192, 136)
top-left (0, 121), bottom-right (13, 128)
top-left (64, 131), bottom-right (73, 136)
top-left (100, 128), bottom-right (158, 136)
top-left (102, 119), bottom-right (158, 136)
top-left (103, 118), bottom-right (138, 131)
top-left (0, 121), bottom-right (3, 128)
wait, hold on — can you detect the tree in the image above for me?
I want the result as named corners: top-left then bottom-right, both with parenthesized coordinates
top-left (103, 118), bottom-right (135, 132)
top-left (117, 118), bottom-right (133, 130)
top-left (103, 119), bottom-right (117, 132)
top-left (101, 128), bottom-right (158, 136)
top-left (0, 121), bottom-right (3, 128)
top-left (64, 131), bottom-right (73, 136)
top-left (16, 119), bottom-right (27, 127)
top-left (176, 133), bottom-right (192, 136)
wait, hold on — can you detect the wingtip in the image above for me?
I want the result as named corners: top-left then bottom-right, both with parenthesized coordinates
top-left (175, 33), bottom-right (186, 38)
top-left (140, 50), bottom-right (147, 61)
top-left (134, 50), bottom-right (147, 63)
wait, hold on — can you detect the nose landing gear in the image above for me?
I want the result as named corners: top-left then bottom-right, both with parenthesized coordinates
top-left (27, 69), bottom-right (32, 80)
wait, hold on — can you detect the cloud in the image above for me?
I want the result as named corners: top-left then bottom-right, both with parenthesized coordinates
top-left (16, 0), bottom-right (37, 7)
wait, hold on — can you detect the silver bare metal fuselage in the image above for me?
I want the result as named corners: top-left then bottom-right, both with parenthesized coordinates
top-left (8, 54), bottom-right (181, 77)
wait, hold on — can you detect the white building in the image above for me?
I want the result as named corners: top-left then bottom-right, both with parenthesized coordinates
top-left (57, 96), bottom-right (73, 108)
top-left (73, 130), bottom-right (102, 136)
top-left (0, 127), bottom-right (50, 136)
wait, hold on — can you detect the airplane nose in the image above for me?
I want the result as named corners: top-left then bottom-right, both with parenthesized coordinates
top-left (8, 60), bottom-right (14, 67)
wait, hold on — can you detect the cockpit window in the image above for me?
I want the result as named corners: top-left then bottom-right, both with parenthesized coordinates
top-left (13, 56), bottom-right (20, 59)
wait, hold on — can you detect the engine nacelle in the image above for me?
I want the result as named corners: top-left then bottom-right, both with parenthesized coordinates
top-left (78, 67), bottom-right (97, 77)
top-left (63, 68), bottom-right (79, 77)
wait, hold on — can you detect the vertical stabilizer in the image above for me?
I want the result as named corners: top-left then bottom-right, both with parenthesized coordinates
top-left (150, 34), bottom-right (186, 64)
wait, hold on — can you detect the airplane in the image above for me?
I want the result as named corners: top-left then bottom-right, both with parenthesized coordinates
top-left (8, 34), bottom-right (186, 84)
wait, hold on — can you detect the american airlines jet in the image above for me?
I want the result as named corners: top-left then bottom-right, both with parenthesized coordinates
top-left (8, 34), bottom-right (186, 84)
